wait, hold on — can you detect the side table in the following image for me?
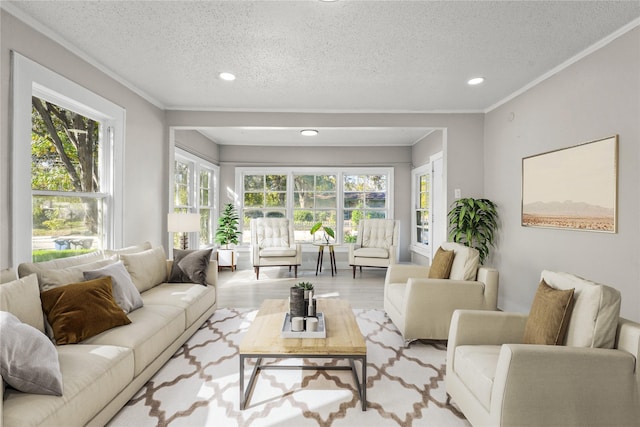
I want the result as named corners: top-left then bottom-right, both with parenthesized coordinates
top-left (313, 243), bottom-right (338, 276)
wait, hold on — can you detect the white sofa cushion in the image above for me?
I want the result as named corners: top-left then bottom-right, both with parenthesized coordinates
top-left (441, 242), bottom-right (479, 281)
top-left (541, 270), bottom-right (621, 348)
top-left (105, 241), bottom-right (152, 257)
top-left (2, 344), bottom-right (134, 427)
top-left (18, 251), bottom-right (106, 282)
top-left (120, 247), bottom-right (168, 293)
top-left (82, 304), bottom-right (184, 376)
top-left (38, 258), bottom-right (117, 292)
top-left (142, 283), bottom-right (216, 328)
top-left (0, 273), bottom-right (44, 333)
top-left (454, 345), bottom-right (501, 411)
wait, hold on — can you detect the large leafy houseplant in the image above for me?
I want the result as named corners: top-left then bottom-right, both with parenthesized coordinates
top-left (215, 203), bottom-right (241, 249)
top-left (447, 198), bottom-right (498, 265)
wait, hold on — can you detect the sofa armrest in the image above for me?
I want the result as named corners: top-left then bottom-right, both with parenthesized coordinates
top-left (205, 260), bottom-right (218, 286)
top-left (492, 344), bottom-right (640, 426)
top-left (448, 310), bottom-right (528, 348)
top-left (384, 264), bottom-right (430, 285)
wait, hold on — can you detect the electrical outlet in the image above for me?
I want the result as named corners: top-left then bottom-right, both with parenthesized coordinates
top-left (454, 189), bottom-right (461, 199)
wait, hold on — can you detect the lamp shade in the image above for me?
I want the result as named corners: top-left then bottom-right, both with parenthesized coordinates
top-left (167, 213), bottom-right (200, 233)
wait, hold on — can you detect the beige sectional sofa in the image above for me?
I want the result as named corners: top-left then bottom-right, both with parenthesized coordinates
top-left (0, 243), bottom-right (217, 427)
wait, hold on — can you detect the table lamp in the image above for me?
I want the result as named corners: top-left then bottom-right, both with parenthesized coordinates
top-left (167, 213), bottom-right (200, 250)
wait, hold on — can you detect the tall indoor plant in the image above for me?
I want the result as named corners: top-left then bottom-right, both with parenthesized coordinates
top-left (215, 203), bottom-right (241, 270)
top-left (447, 197), bottom-right (498, 265)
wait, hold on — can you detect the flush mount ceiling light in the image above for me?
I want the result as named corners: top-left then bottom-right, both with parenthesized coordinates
top-left (467, 77), bottom-right (485, 85)
top-left (300, 129), bottom-right (319, 136)
top-left (219, 72), bottom-right (236, 81)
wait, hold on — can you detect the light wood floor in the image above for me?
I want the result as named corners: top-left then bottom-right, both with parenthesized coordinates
top-left (216, 266), bottom-right (387, 309)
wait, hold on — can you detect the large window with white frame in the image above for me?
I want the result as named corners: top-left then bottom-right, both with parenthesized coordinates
top-left (237, 167), bottom-right (393, 244)
top-left (12, 52), bottom-right (125, 264)
top-left (172, 148), bottom-right (219, 248)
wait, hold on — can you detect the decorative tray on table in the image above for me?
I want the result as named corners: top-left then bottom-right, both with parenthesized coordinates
top-left (281, 312), bottom-right (326, 338)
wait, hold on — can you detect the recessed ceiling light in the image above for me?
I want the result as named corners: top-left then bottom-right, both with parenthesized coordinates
top-left (467, 77), bottom-right (485, 85)
top-left (301, 129), bottom-right (319, 136)
top-left (219, 72), bottom-right (236, 81)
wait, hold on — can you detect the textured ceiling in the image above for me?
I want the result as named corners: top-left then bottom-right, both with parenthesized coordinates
top-left (5, 1), bottom-right (640, 145)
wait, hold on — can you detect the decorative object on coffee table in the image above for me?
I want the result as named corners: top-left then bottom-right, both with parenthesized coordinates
top-left (289, 286), bottom-right (305, 319)
top-left (215, 203), bottom-right (241, 271)
top-left (310, 221), bottom-right (335, 244)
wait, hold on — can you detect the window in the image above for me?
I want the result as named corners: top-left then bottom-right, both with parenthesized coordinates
top-left (343, 174), bottom-right (388, 243)
top-left (237, 167), bottom-right (393, 244)
top-left (12, 53), bottom-right (124, 264)
top-left (411, 152), bottom-right (444, 258)
top-left (413, 167), bottom-right (430, 247)
top-left (293, 174), bottom-right (337, 241)
top-left (172, 148), bottom-right (219, 248)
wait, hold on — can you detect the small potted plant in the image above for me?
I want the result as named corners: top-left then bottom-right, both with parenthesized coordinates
top-left (310, 221), bottom-right (335, 244)
top-left (295, 281), bottom-right (314, 299)
top-left (215, 203), bottom-right (241, 270)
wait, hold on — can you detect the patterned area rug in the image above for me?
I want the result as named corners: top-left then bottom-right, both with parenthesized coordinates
top-left (108, 308), bottom-right (470, 427)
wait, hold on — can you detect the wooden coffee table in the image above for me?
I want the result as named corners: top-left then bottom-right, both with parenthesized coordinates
top-left (239, 298), bottom-right (367, 410)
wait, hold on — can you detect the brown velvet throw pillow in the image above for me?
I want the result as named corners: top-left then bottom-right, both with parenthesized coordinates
top-left (40, 276), bottom-right (131, 345)
top-left (428, 247), bottom-right (455, 279)
top-left (523, 280), bottom-right (575, 345)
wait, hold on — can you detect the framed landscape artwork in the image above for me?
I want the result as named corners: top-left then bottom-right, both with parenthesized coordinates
top-left (522, 135), bottom-right (618, 233)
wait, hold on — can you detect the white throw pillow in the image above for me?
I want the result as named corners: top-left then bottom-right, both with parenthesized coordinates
top-left (0, 274), bottom-right (45, 333)
top-left (83, 261), bottom-right (144, 313)
top-left (541, 270), bottom-right (621, 348)
top-left (120, 246), bottom-right (167, 292)
top-left (38, 258), bottom-right (117, 292)
top-left (0, 311), bottom-right (63, 396)
top-left (441, 242), bottom-right (480, 281)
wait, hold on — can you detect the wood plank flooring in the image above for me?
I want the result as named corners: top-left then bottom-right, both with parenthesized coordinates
top-left (216, 267), bottom-right (387, 309)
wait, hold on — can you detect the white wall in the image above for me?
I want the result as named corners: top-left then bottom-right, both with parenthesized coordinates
top-left (484, 27), bottom-right (640, 321)
top-left (0, 10), bottom-right (167, 266)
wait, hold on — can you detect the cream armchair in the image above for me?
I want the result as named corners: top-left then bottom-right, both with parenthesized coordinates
top-left (384, 242), bottom-right (498, 342)
top-left (250, 218), bottom-right (301, 279)
top-left (446, 270), bottom-right (640, 427)
top-left (348, 219), bottom-right (399, 278)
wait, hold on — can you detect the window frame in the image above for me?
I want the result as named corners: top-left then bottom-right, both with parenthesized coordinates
top-left (410, 163), bottom-right (431, 257)
top-left (236, 166), bottom-right (394, 244)
top-left (11, 52), bottom-right (125, 264)
top-left (172, 147), bottom-right (219, 248)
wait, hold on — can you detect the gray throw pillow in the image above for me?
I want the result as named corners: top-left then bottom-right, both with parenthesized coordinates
top-left (169, 249), bottom-right (213, 286)
top-left (0, 311), bottom-right (63, 396)
top-left (83, 261), bottom-right (143, 313)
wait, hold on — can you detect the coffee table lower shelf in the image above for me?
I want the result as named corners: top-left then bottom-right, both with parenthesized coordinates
top-left (239, 353), bottom-right (367, 411)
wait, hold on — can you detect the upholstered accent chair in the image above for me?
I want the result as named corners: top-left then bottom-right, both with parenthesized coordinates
top-left (348, 219), bottom-right (400, 278)
top-left (446, 270), bottom-right (640, 427)
top-left (384, 242), bottom-right (499, 342)
top-left (250, 218), bottom-right (301, 279)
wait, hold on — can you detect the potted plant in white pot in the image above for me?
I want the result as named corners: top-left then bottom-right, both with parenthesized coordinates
top-left (215, 203), bottom-right (241, 271)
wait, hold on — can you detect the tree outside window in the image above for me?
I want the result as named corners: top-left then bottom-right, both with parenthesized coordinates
top-left (31, 96), bottom-right (104, 261)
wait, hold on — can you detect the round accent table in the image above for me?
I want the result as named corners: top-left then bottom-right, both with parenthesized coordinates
top-left (313, 243), bottom-right (338, 276)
